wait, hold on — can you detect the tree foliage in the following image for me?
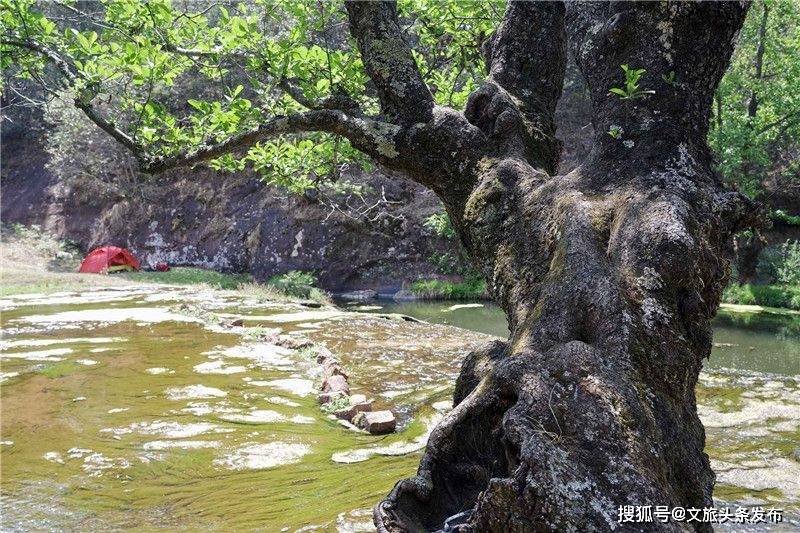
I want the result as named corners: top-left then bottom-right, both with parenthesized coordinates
top-left (710, 0), bottom-right (800, 198)
top-left (2, 0), bottom-right (502, 193)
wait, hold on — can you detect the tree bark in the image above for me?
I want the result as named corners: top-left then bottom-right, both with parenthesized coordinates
top-left (374, 2), bottom-right (760, 531)
top-left (7, 2), bottom-right (762, 530)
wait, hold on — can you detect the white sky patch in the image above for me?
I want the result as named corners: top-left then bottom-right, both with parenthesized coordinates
top-left (219, 410), bottom-right (315, 425)
top-left (82, 452), bottom-right (130, 476)
top-left (206, 342), bottom-right (296, 370)
top-left (443, 303), bottom-right (484, 312)
top-left (165, 384), bottom-right (227, 400)
top-left (0, 337), bottom-right (126, 350)
top-left (145, 367), bottom-right (173, 375)
top-left (67, 448), bottom-right (93, 459)
top-left (0, 348), bottom-right (72, 361)
top-left (265, 396), bottom-right (301, 407)
top-left (249, 378), bottom-right (314, 397)
top-left (193, 360), bottom-right (246, 375)
top-left (246, 309), bottom-right (347, 324)
top-left (220, 410), bottom-right (285, 424)
top-left (143, 440), bottom-right (221, 450)
top-left (43, 451), bottom-right (64, 464)
top-left (3, 292), bottom-right (141, 307)
top-left (102, 420), bottom-right (222, 438)
top-left (214, 442), bottom-right (310, 471)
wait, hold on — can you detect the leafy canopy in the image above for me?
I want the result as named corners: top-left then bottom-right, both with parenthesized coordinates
top-left (2, 0), bottom-right (503, 192)
top-left (709, 0), bottom-right (800, 198)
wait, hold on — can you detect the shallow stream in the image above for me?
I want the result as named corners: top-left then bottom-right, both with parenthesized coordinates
top-left (1, 287), bottom-right (798, 531)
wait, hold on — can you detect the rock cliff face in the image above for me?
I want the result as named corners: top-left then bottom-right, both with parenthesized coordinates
top-left (1, 101), bottom-right (456, 291)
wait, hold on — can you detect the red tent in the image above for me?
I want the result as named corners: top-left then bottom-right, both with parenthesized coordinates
top-left (78, 246), bottom-right (141, 274)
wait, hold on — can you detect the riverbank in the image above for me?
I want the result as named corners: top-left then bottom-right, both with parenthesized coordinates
top-left (0, 225), bottom-right (332, 306)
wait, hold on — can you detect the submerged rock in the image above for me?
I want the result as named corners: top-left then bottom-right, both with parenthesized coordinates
top-left (339, 290), bottom-right (377, 302)
top-left (353, 410), bottom-right (396, 434)
top-left (275, 335), bottom-right (314, 350)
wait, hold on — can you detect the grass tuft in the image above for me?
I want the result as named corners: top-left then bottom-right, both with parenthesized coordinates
top-left (118, 267), bottom-right (251, 289)
top-left (409, 276), bottom-right (488, 300)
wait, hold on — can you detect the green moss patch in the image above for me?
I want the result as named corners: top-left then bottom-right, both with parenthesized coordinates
top-left (409, 277), bottom-right (488, 300)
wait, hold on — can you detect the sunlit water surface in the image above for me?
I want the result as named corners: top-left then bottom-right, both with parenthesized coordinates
top-left (0, 287), bottom-right (797, 531)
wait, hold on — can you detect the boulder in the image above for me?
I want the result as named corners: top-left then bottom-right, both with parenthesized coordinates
top-left (353, 410), bottom-right (396, 434)
top-left (334, 396), bottom-right (373, 421)
top-left (349, 394), bottom-right (367, 404)
top-left (322, 374), bottom-right (350, 395)
top-left (339, 289), bottom-right (378, 302)
top-left (228, 318), bottom-right (244, 327)
top-left (276, 335), bottom-right (313, 350)
top-left (323, 363), bottom-right (348, 381)
top-left (392, 289), bottom-right (417, 302)
top-left (317, 390), bottom-right (347, 405)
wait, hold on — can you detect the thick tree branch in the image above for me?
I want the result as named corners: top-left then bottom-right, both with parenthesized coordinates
top-left (462, 1), bottom-right (566, 173)
top-left (345, 0), bottom-right (434, 125)
top-left (141, 109), bottom-right (402, 174)
top-left (3, 36), bottom-right (379, 176)
top-left (484, 0), bottom-right (566, 128)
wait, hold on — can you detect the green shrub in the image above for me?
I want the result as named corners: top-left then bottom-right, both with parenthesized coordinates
top-left (423, 212), bottom-right (456, 239)
top-left (409, 276), bottom-right (487, 300)
top-left (423, 211), bottom-right (482, 277)
top-left (775, 240), bottom-right (800, 285)
top-left (722, 283), bottom-right (800, 310)
top-left (321, 395), bottom-right (351, 414)
top-left (267, 270), bottom-right (328, 302)
top-left (754, 239), bottom-right (800, 285)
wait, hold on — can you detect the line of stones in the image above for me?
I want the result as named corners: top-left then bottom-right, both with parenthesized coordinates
top-left (314, 346), bottom-right (396, 435)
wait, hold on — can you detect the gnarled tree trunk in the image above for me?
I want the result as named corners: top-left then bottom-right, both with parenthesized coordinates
top-left (10, 2), bottom-right (760, 530)
top-left (372, 2), bottom-right (760, 531)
